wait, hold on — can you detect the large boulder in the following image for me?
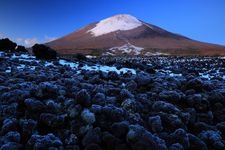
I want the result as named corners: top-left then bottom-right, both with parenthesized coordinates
top-left (32, 44), bottom-right (57, 59)
top-left (0, 38), bottom-right (17, 52)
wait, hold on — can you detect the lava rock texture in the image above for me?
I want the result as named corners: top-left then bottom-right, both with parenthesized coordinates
top-left (0, 52), bottom-right (225, 149)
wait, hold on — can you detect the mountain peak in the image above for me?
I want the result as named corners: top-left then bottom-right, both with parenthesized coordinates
top-left (88, 14), bottom-right (142, 36)
top-left (47, 14), bottom-right (225, 56)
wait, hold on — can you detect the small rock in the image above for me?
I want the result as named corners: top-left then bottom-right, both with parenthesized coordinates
top-left (82, 127), bottom-right (101, 146)
top-left (111, 121), bottom-right (129, 138)
top-left (152, 101), bottom-right (180, 114)
top-left (81, 109), bottom-right (96, 125)
top-left (76, 89), bottom-right (91, 107)
top-left (26, 133), bottom-right (63, 149)
top-left (148, 115), bottom-right (163, 133)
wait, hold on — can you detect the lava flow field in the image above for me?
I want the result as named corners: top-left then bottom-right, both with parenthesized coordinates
top-left (0, 52), bottom-right (225, 149)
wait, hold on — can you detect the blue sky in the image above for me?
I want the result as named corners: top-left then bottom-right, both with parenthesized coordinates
top-left (0, 0), bottom-right (225, 47)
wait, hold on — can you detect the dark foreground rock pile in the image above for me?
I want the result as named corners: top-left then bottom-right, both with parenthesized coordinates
top-left (0, 53), bottom-right (225, 149)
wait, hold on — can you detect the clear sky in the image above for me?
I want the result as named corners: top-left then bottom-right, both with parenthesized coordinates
top-left (0, 0), bottom-right (225, 47)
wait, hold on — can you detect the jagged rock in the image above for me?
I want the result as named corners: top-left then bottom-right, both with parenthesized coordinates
top-left (121, 98), bottom-right (141, 113)
top-left (188, 133), bottom-right (207, 150)
top-left (198, 130), bottom-right (224, 149)
top-left (168, 128), bottom-right (189, 149)
top-left (102, 105), bottom-right (126, 122)
top-left (92, 93), bottom-right (106, 106)
top-left (24, 98), bottom-right (46, 113)
top-left (81, 109), bottom-right (96, 125)
top-left (148, 115), bottom-right (163, 133)
top-left (126, 124), bottom-right (167, 150)
top-left (32, 82), bottom-right (59, 99)
top-left (168, 143), bottom-right (184, 150)
top-left (76, 89), bottom-right (91, 107)
top-left (82, 127), bottom-right (101, 146)
top-left (0, 142), bottom-right (22, 150)
top-left (1, 118), bottom-right (18, 134)
top-left (85, 143), bottom-right (102, 150)
top-left (64, 133), bottom-right (78, 146)
top-left (125, 80), bottom-right (137, 92)
top-left (26, 133), bottom-right (63, 149)
top-left (39, 113), bottom-right (66, 128)
top-left (102, 132), bottom-right (120, 150)
top-left (152, 101), bottom-right (180, 114)
top-left (111, 121), bottom-right (129, 138)
top-left (19, 119), bottom-right (37, 144)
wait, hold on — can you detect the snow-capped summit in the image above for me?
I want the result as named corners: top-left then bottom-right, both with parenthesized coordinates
top-left (88, 14), bottom-right (142, 36)
top-left (46, 14), bottom-right (225, 56)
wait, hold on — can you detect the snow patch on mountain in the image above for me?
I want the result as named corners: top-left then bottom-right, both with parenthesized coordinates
top-left (145, 52), bottom-right (169, 56)
top-left (88, 14), bottom-right (142, 36)
top-left (107, 43), bottom-right (144, 55)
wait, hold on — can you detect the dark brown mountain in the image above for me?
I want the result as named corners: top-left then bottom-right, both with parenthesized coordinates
top-left (46, 14), bottom-right (225, 56)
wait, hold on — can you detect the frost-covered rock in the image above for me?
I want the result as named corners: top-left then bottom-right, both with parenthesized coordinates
top-left (198, 130), bottom-right (224, 149)
top-left (81, 109), bottom-right (96, 124)
top-left (152, 101), bottom-right (180, 114)
top-left (26, 133), bottom-right (63, 149)
top-left (121, 98), bottom-right (141, 113)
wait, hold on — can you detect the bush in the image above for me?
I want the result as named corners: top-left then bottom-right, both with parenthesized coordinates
top-left (0, 38), bottom-right (17, 52)
top-left (15, 45), bottom-right (27, 52)
top-left (74, 53), bottom-right (87, 61)
top-left (32, 44), bottom-right (57, 59)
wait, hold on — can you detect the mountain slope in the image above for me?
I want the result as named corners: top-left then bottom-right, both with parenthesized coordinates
top-left (46, 14), bottom-right (225, 56)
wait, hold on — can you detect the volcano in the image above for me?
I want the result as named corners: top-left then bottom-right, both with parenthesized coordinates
top-left (46, 14), bottom-right (225, 56)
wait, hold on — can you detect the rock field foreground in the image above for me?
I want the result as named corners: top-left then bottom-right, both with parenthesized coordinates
top-left (0, 52), bottom-right (225, 149)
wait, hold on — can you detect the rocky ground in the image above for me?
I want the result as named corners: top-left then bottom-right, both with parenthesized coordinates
top-left (0, 52), bottom-right (225, 150)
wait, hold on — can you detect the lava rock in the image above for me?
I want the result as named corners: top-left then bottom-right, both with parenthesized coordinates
top-left (26, 133), bottom-right (63, 149)
top-left (19, 119), bottom-right (37, 144)
top-left (39, 113), bottom-right (66, 128)
top-left (148, 115), bottom-right (163, 133)
top-left (1, 118), bottom-right (18, 134)
top-left (24, 98), bottom-right (46, 113)
top-left (81, 109), bottom-right (96, 125)
top-left (92, 93), bottom-right (106, 106)
top-left (121, 98), bottom-right (141, 113)
top-left (168, 143), bottom-right (184, 150)
top-left (85, 143), bottom-right (102, 150)
top-left (102, 131), bottom-right (120, 150)
top-left (82, 127), bottom-right (101, 146)
top-left (152, 101), bottom-right (180, 114)
top-left (168, 128), bottom-right (189, 149)
top-left (126, 124), bottom-right (167, 150)
top-left (0, 142), bottom-right (22, 150)
top-left (111, 121), bottom-right (129, 138)
top-left (125, 80), bottom-right (137, 92)
top-left (198, 130), bottom-right (224, 149)
top-left (188, 133), bottom-right (207, 150)
top-left (76, 89), bottom-right (91, 107)
top-left (33, 82), bottom-right (59, 99)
